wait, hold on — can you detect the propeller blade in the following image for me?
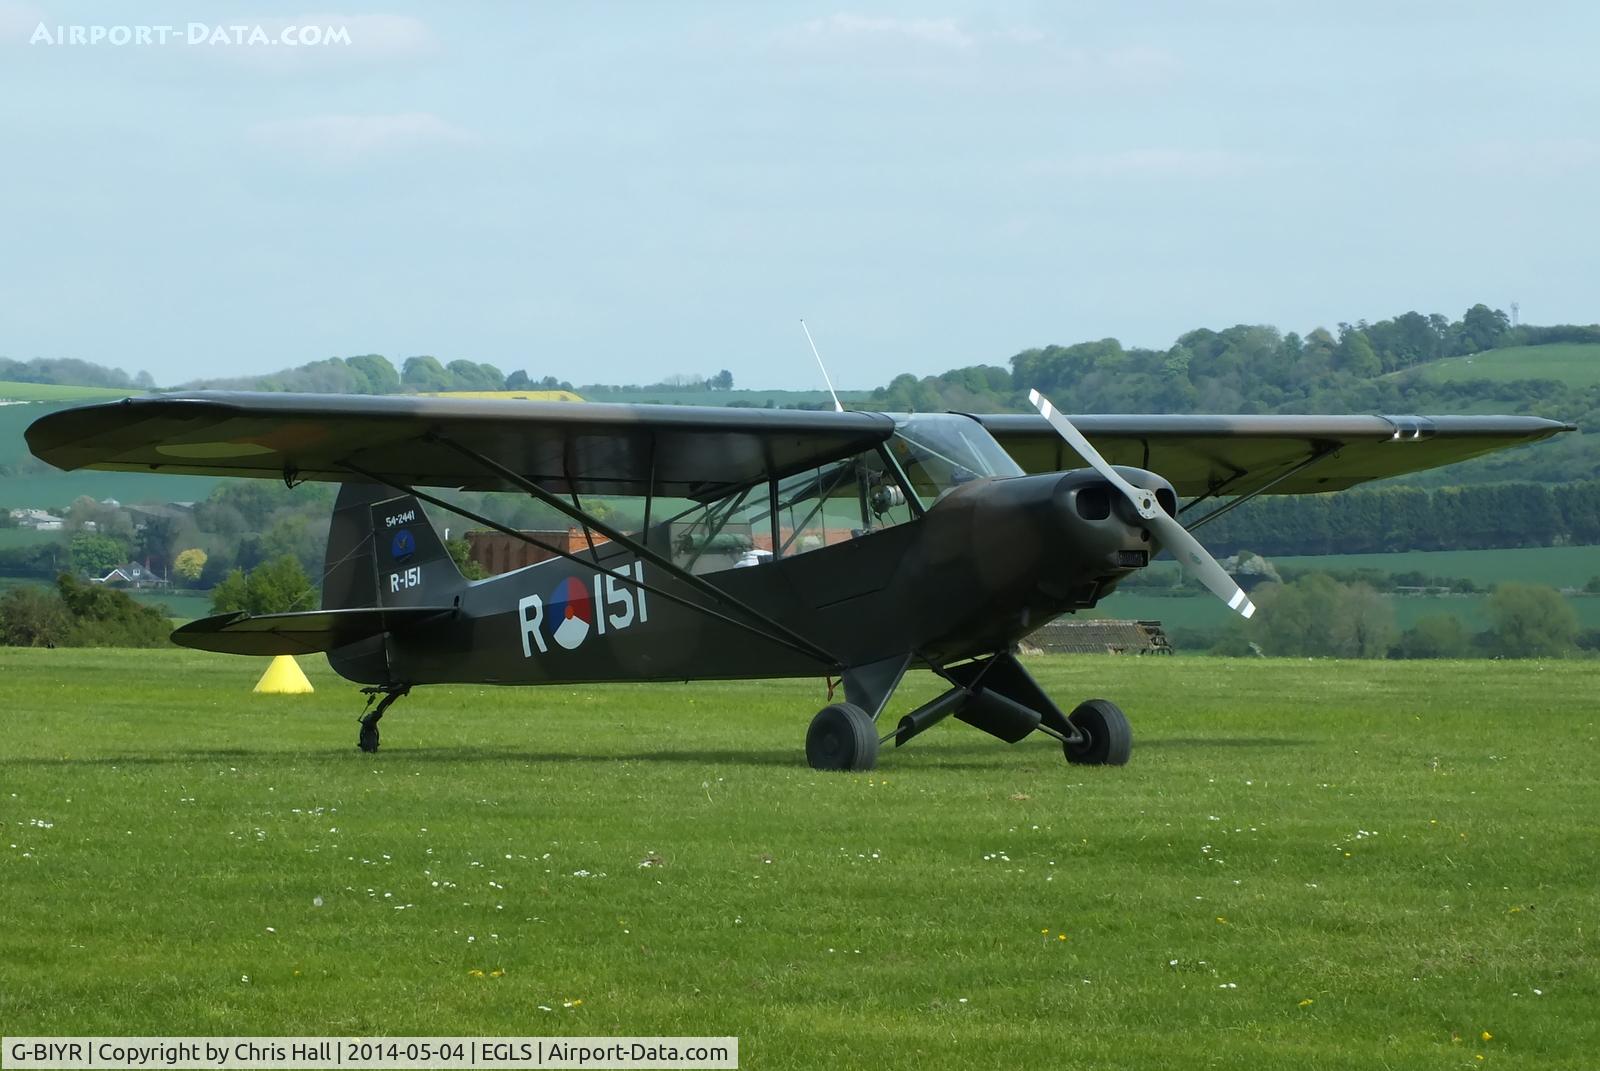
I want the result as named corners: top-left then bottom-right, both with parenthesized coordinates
top-left (1026, 388), bottom-right (1256, 619)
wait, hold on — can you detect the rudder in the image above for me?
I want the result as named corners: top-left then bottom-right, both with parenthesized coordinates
top-left (323, 483), bottom-right (466, 611)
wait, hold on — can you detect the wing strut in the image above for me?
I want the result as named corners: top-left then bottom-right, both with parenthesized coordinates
top-left (338, 458), bottom-right (844, 671)
top-left (1180, 442), bottom-right (1343, 531)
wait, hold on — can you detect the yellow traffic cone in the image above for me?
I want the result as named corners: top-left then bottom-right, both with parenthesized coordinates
top-left (254, 655), bottom-right (314, 694)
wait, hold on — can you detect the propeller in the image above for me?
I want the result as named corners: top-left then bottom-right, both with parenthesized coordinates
top-left (1027, 388), bottom-right (1256, 619)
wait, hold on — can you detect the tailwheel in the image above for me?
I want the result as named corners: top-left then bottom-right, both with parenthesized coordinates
top-left (806, 702), bottom-right (879, 772)
top-left (357, 684), bottom-right (409, 753)
top-left (1063, 698), bottom-right (1132, 766)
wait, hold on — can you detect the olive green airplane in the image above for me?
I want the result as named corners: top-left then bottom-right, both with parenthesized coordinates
top-left (26, 393), bottom-right (1571, 770)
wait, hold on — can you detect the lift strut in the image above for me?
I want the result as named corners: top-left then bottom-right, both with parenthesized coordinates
top-left (336, 458), bottom-right (843, 671)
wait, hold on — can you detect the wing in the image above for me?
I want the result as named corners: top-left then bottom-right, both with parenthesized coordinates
top-left (973, 413), bottom-right (1576, 497)
top-left (26, 392), bottom-right (896, 500)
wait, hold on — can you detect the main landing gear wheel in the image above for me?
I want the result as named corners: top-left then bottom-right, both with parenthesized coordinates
top-left (358, 720), bottom-right (380, 753)
top-left (806, 702), bottom-right (879, 772)
top-left (1063, 699), bottom-right (1132, 766)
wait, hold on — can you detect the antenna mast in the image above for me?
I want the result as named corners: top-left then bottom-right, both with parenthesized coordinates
top-left (800, 319), bottom-right (844, 413)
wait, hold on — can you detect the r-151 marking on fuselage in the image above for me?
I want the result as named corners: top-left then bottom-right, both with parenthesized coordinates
top-left (518, 560), bottom-right (649, 656)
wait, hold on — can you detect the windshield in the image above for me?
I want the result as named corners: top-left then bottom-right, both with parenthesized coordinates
top-left (889, 413), bottom-right (1023, 506)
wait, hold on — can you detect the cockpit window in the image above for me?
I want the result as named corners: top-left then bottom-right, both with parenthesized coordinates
top-left (889, 413), bottom-right (1023, 506)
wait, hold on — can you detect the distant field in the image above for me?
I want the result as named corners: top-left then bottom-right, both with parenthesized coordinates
top-left (0, 401), bottom-right (61, 465)
top-left (1, 650), bottom-right (1596, 1066)
top-left (424, 390), bottom-right (584, 402)
top-left (0, 577), bottom-right (212, 621)
top-left (1091, 589), bottom-right (1600, 637)
top-left (1404, 343), bottom-right (1600, 386)
top-left (581, 387), bottom-right (874, 408)
top-left (0, 381), bottom-right (140, 402)
top-left (0, 471), bottom-right (224, 510)
top-left (129, 588), bottom-right (214, 619)
top-left (1141, 545), bottom-right (1600, 590)
top-left (0, 527), bottom-right (58, 550)
top-left (1273, 545), bottom-right (1600, 587)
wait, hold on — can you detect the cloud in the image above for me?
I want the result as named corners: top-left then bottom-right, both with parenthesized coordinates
top-left (0, 1), bottom-right (42, 44)
top-left (1037, 149), bottom-right (1268, 180)
top-left (794, 13), bottom-right (975, 48)
top-left (207, 12), bottom-right (436, 73)
top-left (774, 17), bottom-right (1176, 90)
top-left (1463, 138), bottom-right (1600, 177)
top-left (249, 112), bottom-right (473, 166)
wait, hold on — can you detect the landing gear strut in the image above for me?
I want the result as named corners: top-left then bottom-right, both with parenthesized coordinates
top-left (813, 651), bottom-right (1134, 769)
top-left (358, 684), bottom-right (410, 753)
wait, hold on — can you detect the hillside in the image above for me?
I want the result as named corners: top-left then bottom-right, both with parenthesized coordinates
top-left (581, 386), bottom-right (871, 408)
top-left (0, 381), bottom-right (141, 403)
top-left (1401, 343), bottom-right (1600, 387)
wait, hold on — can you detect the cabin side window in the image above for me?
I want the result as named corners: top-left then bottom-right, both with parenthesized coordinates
top-left (656, 448), bottom-right (914, 573)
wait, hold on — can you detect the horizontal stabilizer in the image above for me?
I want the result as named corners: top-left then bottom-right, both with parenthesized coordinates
top-left (172, 606), bottom-right (454, 656)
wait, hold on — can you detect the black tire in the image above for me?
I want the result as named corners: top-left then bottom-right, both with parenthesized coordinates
top-left (806, 702), bottom-right (879, 771)
top-left (358, 722), bottom-right (380, 753)
top-left (1063, 699), bottom-right (1131, 766)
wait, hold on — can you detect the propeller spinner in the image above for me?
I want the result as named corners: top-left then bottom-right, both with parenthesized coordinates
top-left (1027, 389), bottom-right (1256, 619)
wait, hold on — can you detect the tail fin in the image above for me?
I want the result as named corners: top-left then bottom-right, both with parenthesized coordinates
top-left (323, 483), bottom-right (466, 611)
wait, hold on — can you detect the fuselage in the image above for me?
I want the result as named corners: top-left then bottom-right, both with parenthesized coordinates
top-left (332, 464), bottom-right (1174, 687)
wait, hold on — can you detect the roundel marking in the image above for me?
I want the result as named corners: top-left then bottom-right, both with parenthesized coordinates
top-left (547, 575), bottom-right (594, 650)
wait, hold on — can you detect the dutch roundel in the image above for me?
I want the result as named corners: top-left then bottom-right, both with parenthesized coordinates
top-left (547, 576), bottom-right (594, 650)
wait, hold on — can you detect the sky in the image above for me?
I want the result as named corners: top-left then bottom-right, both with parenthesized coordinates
top-left (1, 1), bottom-right (1597, 390)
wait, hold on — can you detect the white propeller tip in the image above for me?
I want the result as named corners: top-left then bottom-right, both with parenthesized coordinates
top-left (1241, 601), bottom-right (1257, 619)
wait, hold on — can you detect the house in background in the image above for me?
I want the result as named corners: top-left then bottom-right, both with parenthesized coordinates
top-left (93, 561), bottom-right (167, 588)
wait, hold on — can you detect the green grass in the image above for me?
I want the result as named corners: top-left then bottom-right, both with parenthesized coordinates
top-left (0, 381), bottom-right (141, 402)
top-left (1404, 343), bottom-right (1600, 387)
top-left (1, 650), bottom-right (1596, 1067)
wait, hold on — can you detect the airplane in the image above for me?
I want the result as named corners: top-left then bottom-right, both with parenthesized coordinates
top-left (26, 392), bottom-right (1572, 770)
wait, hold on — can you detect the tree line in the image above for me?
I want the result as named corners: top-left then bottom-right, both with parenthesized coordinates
top-left (1199, 479), bottom-right (1600, 556)
top-left (0, 356), bottom-right (155, 390)
top-left (1203, 576), bottom-right (1591, 660)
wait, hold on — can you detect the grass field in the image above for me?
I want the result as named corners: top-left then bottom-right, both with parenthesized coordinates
top-left (1, 650), bottom-right (1596, 1067)
top-left (0, 471), bottom-right (224, 510)
top-left (0, 578), bottom-right (213, 622)
top-left (1092, 589), bottom-right (1600, 636)
top-left (1109, 546), bottom-right (1600, 642)
top-left (580, 387), bottom-right (874, 408)
top-left (0, 381), bottom-right (141, 402)
top-left (0, 527), bottom-right (60, 549)
top-left (0, 401), bottom-right (225, 509)
top-left (1404, 343), bottom-right (1600, 387)
top-left (1269, 545), bottom-right (1600, 588)
top-left (1139, 545), bottom-right (1600, 590)
top-left (424, 390), bottom-right (585, 403)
